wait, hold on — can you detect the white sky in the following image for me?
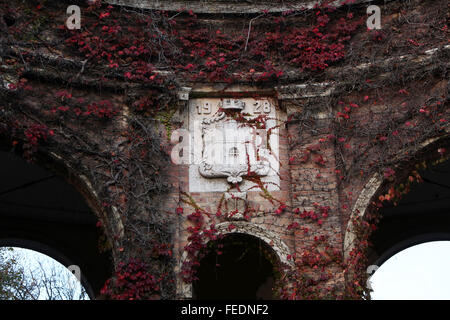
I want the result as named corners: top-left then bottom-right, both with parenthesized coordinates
top-left (370, 241), bottom-right (450, 300)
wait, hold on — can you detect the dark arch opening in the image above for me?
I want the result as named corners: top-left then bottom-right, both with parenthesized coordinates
top-left (369, 156), bottom-right (450, 266)
top-left (193, 233), bottom-right (280, 300)
top-left (0, 149), bottom-right (113, 298)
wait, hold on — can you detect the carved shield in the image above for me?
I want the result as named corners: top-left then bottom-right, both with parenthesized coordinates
top-left (198, 112), bottom-right (270, 185)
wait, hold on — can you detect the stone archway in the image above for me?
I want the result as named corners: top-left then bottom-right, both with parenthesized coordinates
top-left (343, 135), bottom-right (450, 260)
top-left (214, 222), bottom-right (292, 265)
top-left (193, 233), bottom-right (279, 299)
top-left (177, 221), bottom-right (293, 299)
top-left (343, 172), bottom-right (383, 260)
top-left (368, 156), bottom-right (450, 265)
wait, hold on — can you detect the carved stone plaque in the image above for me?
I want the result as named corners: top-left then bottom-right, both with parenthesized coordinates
top-left (224, 192), bottom-right (247, 220)
top-left (188, 98), bottom-right (280, 193)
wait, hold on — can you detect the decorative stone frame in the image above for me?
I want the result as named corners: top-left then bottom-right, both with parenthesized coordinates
top-left (176, 221), bottom-right (294, 299)
top-left (187, 95), bottom-right (281, 193)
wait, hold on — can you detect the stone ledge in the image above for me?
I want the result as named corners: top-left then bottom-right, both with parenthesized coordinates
top-left (106, 0), bottom-right (369, 14)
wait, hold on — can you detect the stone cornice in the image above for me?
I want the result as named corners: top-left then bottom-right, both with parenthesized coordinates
top-left (106, 0), bottom-right (371, 14)
top-left (2, 44), bottom-right (448, 99)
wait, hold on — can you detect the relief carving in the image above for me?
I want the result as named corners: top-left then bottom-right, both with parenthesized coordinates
top-left (198, 99), bottom-right (271, 185)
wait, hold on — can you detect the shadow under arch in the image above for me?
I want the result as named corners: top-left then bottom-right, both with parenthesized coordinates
top-left (344, 135), bottom-right (450, 260)
top-left (193, 232), bottom-right (282, 300)
top-left (368, 154), bottom-right (450, 265)
top-left (0, 146), bottom-right (114, 298)
top-left (177, 221), bottom-right (293, 299)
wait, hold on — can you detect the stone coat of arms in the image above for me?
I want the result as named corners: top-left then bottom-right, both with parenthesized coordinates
top-left (198, 99), bottom-right (271, 186)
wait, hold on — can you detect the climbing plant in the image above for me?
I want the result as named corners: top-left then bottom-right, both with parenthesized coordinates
top-left (0, 0), bottom-right (448, 299)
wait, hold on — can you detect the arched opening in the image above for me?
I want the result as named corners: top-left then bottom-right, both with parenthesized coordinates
top-left (369, 241), bottom-right (450, 300)
top-left (344, 138), bottom-right (450, 260)
top-left (361, 153), bottom-right (450, 299)
top-left (193, 233), bottom-right (280, 300)
top-left (0, 149), bottom-right (113, 298)
top-left (368, 157), bottom-right (450, 265)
